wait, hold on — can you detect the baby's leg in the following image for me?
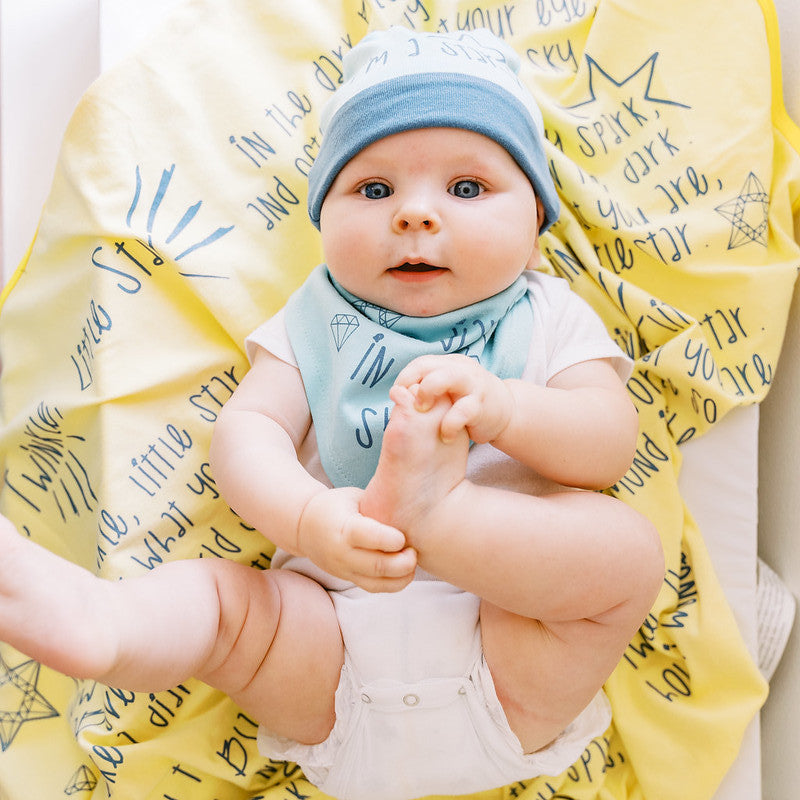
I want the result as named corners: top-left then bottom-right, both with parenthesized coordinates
top-left (360, 384), bottom-right (469, 537)
top-left (361, 394), bottom-right (663, 754)
top-left (478, 492), bottom-right (662, 753)
top-left (0, 515), bottom-right (343, 745)
top-left (183, 561), bottom-right (343, 744)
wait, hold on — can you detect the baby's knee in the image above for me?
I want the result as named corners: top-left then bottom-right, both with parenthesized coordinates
top-left (628, 512), bottom-right (665, 612)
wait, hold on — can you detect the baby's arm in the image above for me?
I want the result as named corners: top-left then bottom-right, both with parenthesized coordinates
top-left (395, 353), bottom-right (637, 489)
top-left (210, 348), bottom-right (416, 591)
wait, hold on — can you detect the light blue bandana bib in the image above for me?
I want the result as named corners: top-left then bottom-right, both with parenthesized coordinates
top-left (284, 265), bottom-right (533, 489)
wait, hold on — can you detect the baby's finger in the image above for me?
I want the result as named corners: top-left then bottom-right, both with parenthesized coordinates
top-left (394, 356), bottom-right (457, 400)
top-left (393, 355), bottom-right (438, 388)
top-left (440, 396), bottom-right (479, 442)
top-left (350, 545), bottom-right (418, 582)
top-left (413, 369), bottom-right (473, 412)
top-left (346, 517), bottom-right (408, 553)
top-left (353, 570), bottom-right (416, 594)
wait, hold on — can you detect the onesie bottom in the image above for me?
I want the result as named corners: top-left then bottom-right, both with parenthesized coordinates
top-left (258, 580), bottom-right (612, 800)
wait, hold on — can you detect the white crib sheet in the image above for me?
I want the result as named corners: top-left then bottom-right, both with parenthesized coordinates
top-left (680, 406), bottom-right (760, 800)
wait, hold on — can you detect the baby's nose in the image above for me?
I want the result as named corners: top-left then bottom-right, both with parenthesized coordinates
top-left (395, 217), bottom-right (434, 230)
top-left (392, 202), bottom-right (440, 233)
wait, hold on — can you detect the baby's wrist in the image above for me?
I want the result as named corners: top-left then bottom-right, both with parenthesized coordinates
top-left (294, 489), bottom-right (328, 559)
top-left (487, 379), bottom-right (516, 446)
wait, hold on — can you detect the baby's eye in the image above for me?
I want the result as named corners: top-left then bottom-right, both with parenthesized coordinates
top-left (449, 180), bottom-right (483, 199)
top-left (360, 182), bottom-right (393, 200)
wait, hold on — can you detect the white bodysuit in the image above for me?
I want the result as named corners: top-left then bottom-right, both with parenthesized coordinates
top-left (245, 270), bottom-right (632, 800)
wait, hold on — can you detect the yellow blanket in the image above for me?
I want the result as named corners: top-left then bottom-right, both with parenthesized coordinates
top-left (1, 1), bottom-right (798, 798)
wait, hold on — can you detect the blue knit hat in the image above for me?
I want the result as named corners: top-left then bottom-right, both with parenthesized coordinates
top-left (307, 27), bottom-right (560, 232)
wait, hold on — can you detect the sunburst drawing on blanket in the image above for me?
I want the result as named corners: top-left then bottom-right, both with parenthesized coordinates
top-left (65, 764), bottom-right (98, 795)
top-left (715, 171), bottom-right (770, 248)
top-left (126, 163), bottom-right (235, 279)
top-left (0, 653), bottom-right (59, 751)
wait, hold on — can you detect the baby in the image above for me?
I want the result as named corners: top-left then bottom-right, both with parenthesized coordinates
top-left (0, 27), bottom-right (663, 800)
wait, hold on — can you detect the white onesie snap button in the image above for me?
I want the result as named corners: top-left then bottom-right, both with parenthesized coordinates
top-left (403, 693), bottom-right (420, 707)
top-left (361, 693), bottom-right (372, 704)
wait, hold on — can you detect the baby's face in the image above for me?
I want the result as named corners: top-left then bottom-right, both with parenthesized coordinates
top-left (319, 128), bottom-right (543, 317)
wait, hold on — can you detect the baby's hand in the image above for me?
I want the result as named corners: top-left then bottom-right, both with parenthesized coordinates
top-left (297, 488), bottom-right (417, 593)
top-left (393, 354), bottom-right (513, 444)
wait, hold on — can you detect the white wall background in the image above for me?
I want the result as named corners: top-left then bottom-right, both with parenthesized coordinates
top-left (0, 0), bottom-right (182, 280)
top-left (0, 0), bottom-right (98, 278)
top-left (0, 2), bottom-right (798, 797)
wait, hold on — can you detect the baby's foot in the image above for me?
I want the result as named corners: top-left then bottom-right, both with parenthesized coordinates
top-left (360, 385), bottom-right (469, 549)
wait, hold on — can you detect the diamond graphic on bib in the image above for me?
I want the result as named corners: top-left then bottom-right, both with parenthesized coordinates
top-left (331, 314), bottom-right (360, 350)
top-left (378, 309), bottom-right (403, 329)
top-left (351, 299), bottom-right (402, 330)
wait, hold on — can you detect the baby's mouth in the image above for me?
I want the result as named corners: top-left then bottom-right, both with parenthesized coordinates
top-left (392, 262), bottom-right (444, 273)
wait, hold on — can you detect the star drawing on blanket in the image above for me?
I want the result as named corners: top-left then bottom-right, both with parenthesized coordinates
top-left (566, 53), bottom-right (691, 115)
top-left (714, 172), bottom-right (769, 248)
top-left (65, 764), bottom-right (98, 795)
top-left (331, 313), bottom-right (360, 350)
top-left (126, 164), bottom-right (234, 279)
top-left (0, 653), bottom-right (59, 751)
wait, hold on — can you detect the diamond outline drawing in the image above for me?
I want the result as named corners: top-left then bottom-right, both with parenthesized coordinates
top-left (377, 308), bottom-right (403, 329)
top-left (0, 653), bottom-right (60, 751)
top-left (65, 764), bottom-right (99, 795)
top-left (350, 299), bottom-right (403, 330)
top-left (331, 313), bottom-right (360, 351)
top-left (715, 171), bottom-right (769, 248)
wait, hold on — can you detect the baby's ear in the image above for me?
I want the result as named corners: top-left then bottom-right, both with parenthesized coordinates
top-left (535, 196), bottom-right (546, 231)
top-left (525, 197), bottom-right (545, 270)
